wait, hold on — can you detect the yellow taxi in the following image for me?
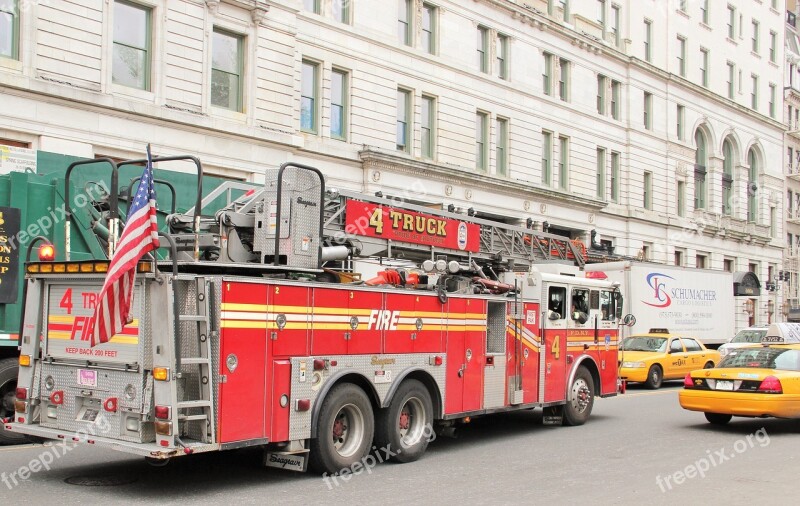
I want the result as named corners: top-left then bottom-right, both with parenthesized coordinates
top-left (679, 323), bottom-right (800, 425)
top-left (619, 329), bottom-right (720, 389)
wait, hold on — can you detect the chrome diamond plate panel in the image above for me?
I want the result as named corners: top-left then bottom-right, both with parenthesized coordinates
top-left (483, 360), bottom-right (507, 409)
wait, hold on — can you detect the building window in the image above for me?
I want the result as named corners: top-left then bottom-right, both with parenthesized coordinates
top-left (596, 147), bottom-right (606, 199)
top-left (676, 104), bottom-right (685, 140)
top-left (701, 0), bottom-right (708, 24)
top-left (332, 0), bottom-right (349, 23)
top-left (560, 0), bottom-right (570, 22)
top-left (644, 20), bottom-right (652, 62)
top-left (726, 5), bottom-right (735, 38)
top-left (770, 30), bottom-right (777, 63)
top-left (558, 58), bottom-right (569, 101)
top-left (396, 89), bottom-right (411, 152)
top-left (723, 258), bottom-right (734, 272)
top-left (558, 135), bottom-right (569, 189)
top-left (300, 60), bottom-right (319, 132)
top-left (644, 171), bottom-right (652, 210)
top-left (398, 0), bottom-right (412, 46)
top-left (611, 80), bottom-right (620, 119)
top-left (542, 130), bottom-right (552, 185)
top-left (496, 34), bottom-right (508, 80)
top-left (722, 139), bottom-right (734, 215)
top-left (770, 207), bottom-right (776, 238)
top-left (330, 69), bottom-right (348, 140)
top-left (610, 151), bottom-right (619, 202)
top-left (112, 1), bottom-right (152, 90)
top-left (700, 48), bottom-right (709, 87)
top-left (677, 36), bottom-right (686, 77)
top-left (211, 28), bottom-right (244, 112)
top-left (477, 26), bottom-right (489, 73)
top-left (752, 20), bottom-right (759, 53)
top-left (597, 74), bottom-right (607, 115)
top-left (597, 0), bottom-right (606, 28)
top-left (422, 3), bottom-right (437, 55)
top-left (769, 84), bottom-right (776, 119)
top-left (748, 148), bottom-right (758, 222)
top-left (476, 112), bottom-right (488, 171)
top-left (694, 129), bottom-right (707, 210)
top-left (751, 74), bottom-right (758, 110)
top-left (696, 254), bottom-right (707, 269)
top-left (643, 91), bottom-right (652, 130)
top-left (421, 95), bottom-right (435, 159)
top-left (543, 52), bottom-right (553, 96)
top-left (727, 62), bottom-right (735, 99)
top-left (677, 180), bottom-right (685, 217)
top-left (0, 0), bottom-right (18, 60)
top-left (679, 0), bottom-right (687, 12)
top-left (304, 0), bottom-right (320, 14)
top-left (674, 250), bottom-right (683, 266)
top-left (611, 4), bottom-right (620, 46)
top-left (496, 118), bottom-right (508, 176)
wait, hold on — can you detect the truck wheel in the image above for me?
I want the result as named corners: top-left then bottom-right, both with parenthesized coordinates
top-left (0, 358), bottom-right (27, 445)
top-left (645, 365), bottom-right (663, 389)
top-left (704, 412), bottom-right (732, 425)
top-left (309, 383), bottom-right (374, 475)
top-left (563, 367), bottom-right (594, 426)
top-left (375, 379), bottom-right (433, 463)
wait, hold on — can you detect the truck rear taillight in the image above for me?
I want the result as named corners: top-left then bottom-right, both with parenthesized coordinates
top-left (155, 421), bottom-right (173, 436)
top-left (153, 367), bottom-right (170, 381)
top-left (18, 355), bottom-right (31, 367)
top-left (15, 401), bottom-right (27, 413)
top-left (154, 406), bottom-right (171, 420)
top-left (103, 397), bottom-right (118, 412)
top-left (50, 391), bottom-right (64, 405)
top-left (15, 387), bottom-right (27, 400)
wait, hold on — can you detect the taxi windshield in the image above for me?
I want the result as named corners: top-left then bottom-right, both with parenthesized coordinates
top-left (620, 336), bottom-right (667, 352)
top-left (718, 348), bottom-right (800, 371)
top-left (730, 329), bottom-right (767, 344)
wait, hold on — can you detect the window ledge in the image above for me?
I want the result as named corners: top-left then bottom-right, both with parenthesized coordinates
top-left (110, 83), bottom-right (155, 103)
top-left (751, 51), bottom-right (762, 59)
top-left (769, 60), bottom-right (779, 69)
top-left (726, 37), bottom-right (738, 45)
top-left (699, 22), bottom-right (712, 32)
top-left (0, 57), bottom-right (22, 73)
top-left (676, 9), bottom-right (690, 19)
top-left (211, 106), bottom-right (247, 123)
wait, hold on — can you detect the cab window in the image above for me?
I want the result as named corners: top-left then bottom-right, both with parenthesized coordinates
top-left (682, 338), bottom-right (702, 352)
top-left (669, 339), bottom-right (684, 353)
top-left (548, 286), bottom-right (566, 320)
top-left (600, 290), bottom-right (614, 320)
top-left (570, 288), bottom-right (589, 321)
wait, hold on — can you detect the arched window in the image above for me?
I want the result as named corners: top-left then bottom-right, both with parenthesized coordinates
top-left (747, 148), bottom-right (758, 222)
top-left (722, 139), bottom-right (734, 215)
top-left (694, 130), bottom-right (707, 209)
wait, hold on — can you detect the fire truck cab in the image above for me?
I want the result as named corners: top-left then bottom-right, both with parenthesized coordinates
top-left (7, 161), bottom-right (624, 475)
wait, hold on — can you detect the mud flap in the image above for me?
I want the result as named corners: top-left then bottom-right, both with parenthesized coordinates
top-left (542, 406), bottom-right (563, 426)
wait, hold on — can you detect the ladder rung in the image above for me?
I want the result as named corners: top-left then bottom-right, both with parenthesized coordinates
top-left (178, 414), bottom-right (210, 422)
top-left (180, 357), bottom-right (210, 365)
top-left (177, 400), bottom-right (212, 409)
top-left (178, 315), bottom-right (207, 322)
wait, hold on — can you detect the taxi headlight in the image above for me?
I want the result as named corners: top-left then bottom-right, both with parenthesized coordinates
top-left (621, 361), bottom-right (646, 368)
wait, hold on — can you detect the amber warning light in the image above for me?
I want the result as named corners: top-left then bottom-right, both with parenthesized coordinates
top-left (38, 244), bottom-right (56, 262)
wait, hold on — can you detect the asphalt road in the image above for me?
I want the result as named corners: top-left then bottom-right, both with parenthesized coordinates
top-left (1, 383), bottom-right (798, 505)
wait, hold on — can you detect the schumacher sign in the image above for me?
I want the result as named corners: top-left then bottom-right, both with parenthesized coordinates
top-left (345, 200), bottom-right (480, 253)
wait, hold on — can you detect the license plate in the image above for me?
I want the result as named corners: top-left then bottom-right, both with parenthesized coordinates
top-left (77, 369), bottom-right (97, 387)
top-left (716, 380), bottom-right (734, 391)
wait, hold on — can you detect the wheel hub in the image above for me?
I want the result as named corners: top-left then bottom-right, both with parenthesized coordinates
top-left (571, 379), bottom-right (591, 413)
top-left (332, 414), bottom-right (347, 441)
top-left (398, 410), bottom-right (410, 431)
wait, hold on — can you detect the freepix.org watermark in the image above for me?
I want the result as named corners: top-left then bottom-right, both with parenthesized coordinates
top-left (655, 427), bottom-right (770, 493)
top-left (1, 414), bottom-right (112, 490)
top-left (322, 423), bottom-right (437, 489)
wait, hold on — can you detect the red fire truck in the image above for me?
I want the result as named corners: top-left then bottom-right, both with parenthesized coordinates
top-left (7, 161), bottom-right (625, 474)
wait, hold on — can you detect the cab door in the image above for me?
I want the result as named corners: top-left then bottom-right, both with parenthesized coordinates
top-left (543, 284), bottom-right (568, 403)
top-left (667, 337), bottom-right (688, 379)
top-left (682, 337), bottom-right (711, 370)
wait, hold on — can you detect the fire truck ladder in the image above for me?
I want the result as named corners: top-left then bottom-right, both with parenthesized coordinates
top-left (323, 190), bottom-right (586, 269)
top-left (172, 276), bottom-right (215, 445)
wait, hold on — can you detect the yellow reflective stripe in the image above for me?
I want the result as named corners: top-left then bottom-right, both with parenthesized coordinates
top-left (221, 320), bottom-right (268, 329)
top-left (220, 303), bottom-right (268, 312)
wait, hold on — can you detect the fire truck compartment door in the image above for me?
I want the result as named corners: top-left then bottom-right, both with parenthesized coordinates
top-left (444, 298), bottom-right (485, 414)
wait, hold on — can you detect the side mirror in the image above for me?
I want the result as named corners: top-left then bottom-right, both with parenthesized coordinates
top-left (621, 314), bottom-right (636, 327)
top-left (548, 310), bottom-right (561, 321)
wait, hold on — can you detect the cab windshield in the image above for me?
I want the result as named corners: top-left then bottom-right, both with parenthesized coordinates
top-left (620, 336), bottom-right (667, 352)
top-left (730, 329), bottom-right (767, 344)
top-left (718, 348), bottom-right (800, 371)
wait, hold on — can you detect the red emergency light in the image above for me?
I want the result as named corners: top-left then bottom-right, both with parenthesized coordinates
top-left (38, 244), bottom-right (56, 262)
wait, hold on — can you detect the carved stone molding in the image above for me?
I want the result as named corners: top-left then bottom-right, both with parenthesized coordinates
top-left (205, 0), bottom-right (221, 14)
top-left (251, 2), bottom-right (269, 25)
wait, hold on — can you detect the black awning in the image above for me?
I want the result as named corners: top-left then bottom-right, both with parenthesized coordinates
top-left (733, 271), bottom-right (761, 296)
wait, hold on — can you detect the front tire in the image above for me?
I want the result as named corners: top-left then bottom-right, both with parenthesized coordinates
top-left (704, 412), bottom-right (732, 425)
top-left (563, 367), bottom-right (594, 426)
top-left (0, 358), bottom-right (28, 445)
top-left (645, 365), bottom-right (663, 389)
top-left (375, 379), bottom-right (434, 463)
top-left (309, 383), bottom-right (374, 475)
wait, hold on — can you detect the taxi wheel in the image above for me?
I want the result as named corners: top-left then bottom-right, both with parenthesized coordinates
top-left (703, 361), bottom-right (715, 369)
top-left (704, 412), bottom-right (732, 425)
top-left (645, 365), bottom-right (663, 389)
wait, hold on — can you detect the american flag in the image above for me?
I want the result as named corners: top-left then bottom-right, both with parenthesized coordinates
top-left (90, 145), bottom-right (159, 347)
